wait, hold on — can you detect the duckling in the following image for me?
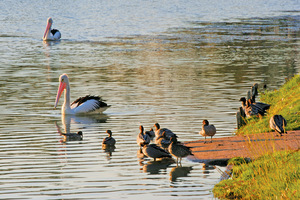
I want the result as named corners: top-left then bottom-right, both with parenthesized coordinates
top-left (269, 115), bottom-right (287, 136)
top-left (168, 136), bottom-right (193, 165)
top-left (137, 125), bottom-right (150, 149)
top-left (142, 143), bottom-right (172, 161)
top-left (155, 131), bottom-right (171, 151)
top-left (61, 131), bottom-right (83, 142)
top-left (199, 120), bottom-right (216, 143)
top-left (153, 123), bottom-right (177, 139)
top-left (102, 130), bottom-right (116, 146)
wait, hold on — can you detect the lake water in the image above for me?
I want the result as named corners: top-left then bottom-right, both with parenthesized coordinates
top-left (0, 0), bottom-right (299, 199)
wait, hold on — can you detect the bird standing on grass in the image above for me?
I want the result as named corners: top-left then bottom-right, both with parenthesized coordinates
top-left (199, 120), bottom-right (216, 143)
top-left (269, 115), bottom-right (287, 136)
top-left (168, 136), bottom-right (193, 166)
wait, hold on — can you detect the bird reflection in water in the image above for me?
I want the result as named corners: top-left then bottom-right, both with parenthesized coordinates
top-left (139, 158), bottom-right (175, 174)
top-left (55, 114), bottom-right (108, 143)
top-left (102, 145), bottom-right (116, 160)
top-left (169, 166), bottom-right (193, 183)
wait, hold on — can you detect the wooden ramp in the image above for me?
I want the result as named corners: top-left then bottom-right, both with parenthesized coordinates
top-left (185, 130), bottom-right (300, 165)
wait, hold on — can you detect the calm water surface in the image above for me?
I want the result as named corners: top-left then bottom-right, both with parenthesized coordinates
top-left (0, 0), bottom-right (299, 199)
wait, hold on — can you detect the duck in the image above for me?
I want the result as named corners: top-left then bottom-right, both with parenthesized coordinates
top-left (153, 123), bottom-right (177, 139)
top-left (102, 130), bottom-right (116, 146)
top-left (240, 97), bottom-right (270, 117)
top-left (199, 120), bottom-right (216, 143)
top-left (137, 125), bottom-right (151, 149)
top-left (168, 136), bottom-right (193, 165)
top-left (61, 131), bottom-right (83, 142)
top-left (145, 128), bottom-right (155, 138)
top-left (43, 17), bottom-right (61, 41)
top-left (269, 115), bottom-right (287, 136)
top-left (155, 131), bottom-right (171, 151)
top-left (142, 143), bottom-right (172, 161)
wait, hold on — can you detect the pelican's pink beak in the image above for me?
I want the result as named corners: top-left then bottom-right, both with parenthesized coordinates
top-left (43, 21), bottom-right (52, 40)
top-left (54, 81), bottom-right (66, 109)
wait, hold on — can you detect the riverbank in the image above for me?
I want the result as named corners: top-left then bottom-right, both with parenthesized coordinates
top-left (186, 75), bottom-right (300, 199)
top-left (185, 130), bottom-right (300, 165)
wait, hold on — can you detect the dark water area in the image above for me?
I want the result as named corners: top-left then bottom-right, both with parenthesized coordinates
top-left (0, 0), bottom-right (299, 199)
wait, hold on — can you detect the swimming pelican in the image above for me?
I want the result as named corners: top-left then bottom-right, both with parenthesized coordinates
top-left (43, 17), bottom-right (61, 41)
top-left (54, 73), bottom-right (110, 115)
top-left (199, 120), bottom-right (216, 143)
top-left (269, 115), bottom-right (287, 136)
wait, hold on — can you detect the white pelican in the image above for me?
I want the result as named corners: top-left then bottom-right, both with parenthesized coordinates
top-left (43, 17), bottom-right (61, 41)
top-left (54, 73), bottom-right (110, 115)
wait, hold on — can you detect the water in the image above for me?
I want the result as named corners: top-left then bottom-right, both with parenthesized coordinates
top-left (0, 0), bottom-right (299, 199)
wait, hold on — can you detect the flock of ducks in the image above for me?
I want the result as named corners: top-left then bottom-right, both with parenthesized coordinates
top-left (239, 85), bottom-right (288, 136)
top-left (100, 121), bottom-right (217, 166)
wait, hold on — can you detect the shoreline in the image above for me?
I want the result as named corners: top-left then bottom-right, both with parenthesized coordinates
top-left (185, 130), bottom-right (300, 165)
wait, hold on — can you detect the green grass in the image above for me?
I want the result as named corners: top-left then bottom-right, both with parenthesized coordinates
top-left (237, 75), bottom-right (300, 135)
top-left (213, 150), bottom-right (300, 199)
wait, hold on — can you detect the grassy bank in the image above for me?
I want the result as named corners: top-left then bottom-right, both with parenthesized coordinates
top-left (237, 75), bottom-right (300, 135)
top-left (213, 75), bottom-right (300, 199)
top-left (213, 150), bottom-right (300, 199)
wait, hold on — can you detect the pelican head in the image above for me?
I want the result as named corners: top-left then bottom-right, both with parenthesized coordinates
top-left (55, 73), bottom-right (70, 109)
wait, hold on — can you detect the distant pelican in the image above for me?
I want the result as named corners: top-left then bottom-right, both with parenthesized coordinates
top-left (269, 115), bottom-right (287, 136)
top-left (43, 17), bottom-right (61, 41)
top-left (199, 120), bottom-right (216, 143)
top-left (54, 73), bottom-right (110, 115)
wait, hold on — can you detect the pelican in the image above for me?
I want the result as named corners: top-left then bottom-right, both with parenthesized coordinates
top-left (269, 115), bottom-right (287, 136)
top-left (54, 73), bottom-right (110, 115)
top-left (43, 17), bottom-right (61, 41)
top-left (199, 120), bottom-right (216, 143)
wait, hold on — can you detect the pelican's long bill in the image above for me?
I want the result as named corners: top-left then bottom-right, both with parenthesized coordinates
top-left (43, 20), bottom-right (52, 39)
top-left (54, 81), bottom-right (66, 109)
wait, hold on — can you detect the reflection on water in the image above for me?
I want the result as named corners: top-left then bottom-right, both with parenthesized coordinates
top-left (140, 158), bottom-right (175, 175)
top-left (169, 166), bottom-right (193, 183)
top-left (0, 0), bottom-right (299, 199)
